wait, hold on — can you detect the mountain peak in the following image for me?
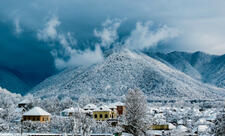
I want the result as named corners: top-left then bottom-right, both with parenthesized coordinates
top-left (31, 50), bottom-right (225, 101)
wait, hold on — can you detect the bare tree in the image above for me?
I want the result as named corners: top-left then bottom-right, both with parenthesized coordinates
top-left (124, 88), bottom-right (149, 136)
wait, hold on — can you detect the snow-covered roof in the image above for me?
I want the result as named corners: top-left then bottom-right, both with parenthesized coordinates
top-left (62, 107), bottom-right (75, 113)
top-left (19, 99), bottom-right (30, 104)
top-left (155, 118), bottom-right (167, 125)
top-left (94, 105), bottom-right (111, 112)
top-left (62, 107), bottom-right (85, 113)
top-left (83, 109), bottom-right (93, 113)
top-left (83, 104), bottom-right (97, 110)
top-left (197, 125), bottom-right (209, 132)
top-left (108, 103), bottom-right (117, 109)
top-left (178, 119), bottom-right (184, 125)
top-left (176, 125), bottom-right (188, 132)
top-left (23, 107), bottom-right (51, 116)
top-left (114, 101), bottom-right (125, 106)
top-left (154, 113), bottom-right (166, 119)
top-left (73, 107), bottom-right (85, 113)
top-left (168, 123), bottom-right (176, 130)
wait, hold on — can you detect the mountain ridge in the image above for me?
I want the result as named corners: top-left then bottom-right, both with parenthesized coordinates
top-left (31, 49), bottom-right (225, 100)
top-left (147, 51), bottom-right (225, 88)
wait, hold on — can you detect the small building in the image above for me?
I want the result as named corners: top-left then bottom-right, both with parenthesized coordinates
top-left (83, 104), bottom-right (98, 111)
top-left (93, 105), bottom-right (112, 121)
top-left (150, 124), bottom-right (169, 130)
top-left (114, 102), bottom-right (125, 116)
top-left (61, 107), bottom-right (85, 116)
top-left (83, 103), bottom-right (98, 116)
top-left (18, 99), bottom-right (32, 110)
top-left (176, 125), bottom-right (188, 132)
top-left (150, 113), bottom-right (169, 130)
top-left (23, 107), bottom-right (51, 122)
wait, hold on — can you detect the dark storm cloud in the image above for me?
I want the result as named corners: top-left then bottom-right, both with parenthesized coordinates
top-left (0, 0), bottom-right (225, 88)
top-left (0, 21), bottom-right (55, 86)
top-left (1, 0), bottom-right (225, 54)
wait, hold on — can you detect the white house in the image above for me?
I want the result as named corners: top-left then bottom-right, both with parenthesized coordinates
top-left (23, 107), bottom-right (51, 122)
top-left (18, 99), bottom-right (31, 109)
top-left (83, 104), bottom-right (97, 111)
top-left (83, 103), bottom-right (98, 115)
top-left (61, 107), bottom-right (85, 116)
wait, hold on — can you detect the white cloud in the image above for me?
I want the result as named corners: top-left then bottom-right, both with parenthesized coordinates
top-left (37, 16), bottom-right (104, 70)
top-left (14, 18), bottom-right (23, 35)
top-left (178, 31), bottom-right (225, 55)
top-left (55, 45), bottom-right (104, 69)
top-left (37, 16), bottom-right (61, 41)
top-left (94, 18), bottom-right (122, 48)
top-left (124, 21), bottom-right (179, 50)
top-left (173, 19), bottom-right (225, 54)
top-left (3, 0), bottom-right (225, 54)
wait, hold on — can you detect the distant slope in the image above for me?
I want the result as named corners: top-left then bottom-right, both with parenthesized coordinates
top-left (0, 67), bottom-right (29, 94)
top-left (31, 49), bottom-right (225, 100)
top-left (148, 51), bottom-right (225, 88)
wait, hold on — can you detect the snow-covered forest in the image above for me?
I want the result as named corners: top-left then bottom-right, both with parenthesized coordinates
top-left (1, 87), bottom-right (225, 136)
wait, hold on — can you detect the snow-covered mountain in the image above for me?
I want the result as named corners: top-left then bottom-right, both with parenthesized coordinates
top-left (31, 49), bottom-right (225, 100)
top-left (148, 51), bottom-right (225, 89)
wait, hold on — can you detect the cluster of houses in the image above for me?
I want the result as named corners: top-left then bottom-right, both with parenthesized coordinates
top-left (19, 100), bottom-right (126, 123)
top-left (14, 99), bottom-right (223, 135)
top-left (61, 102), bottom-right (125, 122)
top-left (146, 106), bottom-right (221, 135)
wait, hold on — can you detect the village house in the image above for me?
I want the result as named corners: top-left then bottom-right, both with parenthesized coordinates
top-left (83, 103), bottom-right (98, 115)
top-left (83, 103), bottom-right (97, 111)
top-left (114, 102), bottom-right (125, 116)
top-left (22, 107), bottom-right (51, 122)
top-left (150, 113), bottom-right (169, 130)
top-left (18, 99), bottom-right (32, 110)
top-left (93, 105), bottom-right (112, 121)
top-left (61, 107), bottom-right (85, 116)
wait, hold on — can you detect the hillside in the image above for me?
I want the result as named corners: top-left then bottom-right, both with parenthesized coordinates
top-left (31, 49), bottom-right (225, 100)
top-left (148, 51), bottom-right (225, 88)
top-left (0, 67), bottom-right (29, 94)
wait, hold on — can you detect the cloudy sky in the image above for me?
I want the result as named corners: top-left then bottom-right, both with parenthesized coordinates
top-left (0, 0), bottom-right (225, 86)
